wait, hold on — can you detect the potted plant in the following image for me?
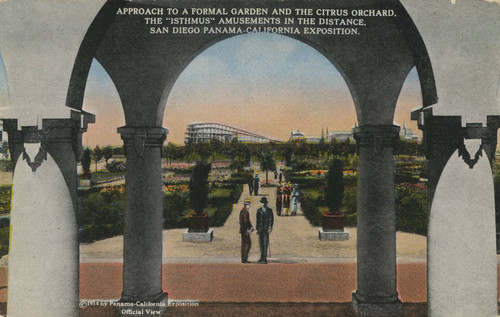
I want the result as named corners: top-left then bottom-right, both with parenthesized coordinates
top-left (188, 160), bottom-right (212, 232)
top-left (322, 159), bottom-right (345, 231)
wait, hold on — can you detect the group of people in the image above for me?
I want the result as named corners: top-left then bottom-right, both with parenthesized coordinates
top-left (276, 183), bottom-right (299, 216)
top-left (248, 174), bottom-right (260, 196)
top-left (239, 197), bottom-right (273, 264)
top-left (248, 169), bottom-right (284, 196)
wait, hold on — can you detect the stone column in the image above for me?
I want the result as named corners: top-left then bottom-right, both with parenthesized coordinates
top-left (118, 126), bottom-right (168, 308)
top-left (3, 112), bottom-right (92, 317)
top-left (352, 125), bottom-right (403, 317)
top-left (412, 109), bottom-right (500, 317)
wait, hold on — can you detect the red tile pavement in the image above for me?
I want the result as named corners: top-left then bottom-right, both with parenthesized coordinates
top-left (74, 263), bottom-right (428, 303)
top-left (0, 262), bottom-right (495, 305)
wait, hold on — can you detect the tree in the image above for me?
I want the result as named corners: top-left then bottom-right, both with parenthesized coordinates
top-left (102, 145), bottom-right (114, 163)
top-left (164, 143), bottom-right (179, 166)
top-left (195, 142), bottom-right (212, 161)
top-left (260, 150), bottom-right (276, 185)
top-left (209, 137), bottom-right (222, 162)
top-left (82, 148), bottom-right (92, 177)
top-left (325, 159), bottom-right (344, 215)
top-left (189, 160), bottom-right (212, 215)
top-left (92, 145), bottom-right (103, 172)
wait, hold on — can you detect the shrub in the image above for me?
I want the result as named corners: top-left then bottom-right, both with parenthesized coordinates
top-left (289, 177), bottom-right (324, 188)
top-left (300, 188), bottom-right (325, 226)
top-left (81, 148), bottom-right (92, 177)
top-left (0, 160), bottom-right (13, 172)
top-left (230, 184), bottom-right (243, 203)
top-left (210, 203), bottom-right (234, 227)
top-left (0, 185), bottom-right (12, 214)
top-left (0, 227), bottom-right (9, 258)
top-left (189, 161), bottom-right (212, 214)
top-left (80, 189), bottom-right (126, 243)
top-left (325, 159), bottom-right (344, 214)
top-left (106, 160), bottom-right (126, 173)
top-left (208, 188), bottom-right (232, 206)
top-left (342, 189), bottom-right (357, 226)
top-left (396, 185), bottom-right (428, 236)
top-left (164, 192), bottom-right (189, 229)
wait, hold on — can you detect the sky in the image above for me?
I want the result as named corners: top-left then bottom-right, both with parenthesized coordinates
top-left (80, 33), bottom-right (422, 146)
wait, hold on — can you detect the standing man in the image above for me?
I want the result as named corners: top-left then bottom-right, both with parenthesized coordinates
top-left (279, 171), bottom-right (283, 184)
top-left (248, 176), bottom-right (254, 195)
top-left (239, 199), bottom-right (253, 263)
top-left (256, 197), bottom-right (274, 264)
top-left (253, 174), bottom-right (260, 195)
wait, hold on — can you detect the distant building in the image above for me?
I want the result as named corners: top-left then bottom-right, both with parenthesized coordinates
top-left (290, 128), bottom-right (353, 143)
top-left (327, 131), bottom-right (352, 142)
top-left (290, 130), bottom-right (306, 141)
top-left (400, 123), bottom-right (419, 141)
top-left (185, 122), bottom-right (276, 144)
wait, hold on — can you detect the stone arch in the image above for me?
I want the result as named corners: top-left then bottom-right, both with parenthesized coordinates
top-left (64, 1), bottom-right (439, 316)
top-left (68, 0), bottom-right (436, 128)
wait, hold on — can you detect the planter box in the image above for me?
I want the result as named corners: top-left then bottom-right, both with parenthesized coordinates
top-left (183, 228), bottom-right (214, 243)
top-left (188, 212), bottom-right (209, 233)
top-left (322, 211), bottom-right (345, 232)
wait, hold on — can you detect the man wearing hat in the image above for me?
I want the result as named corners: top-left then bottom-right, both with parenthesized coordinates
top-left (239, 198), bottom-right (254, 263)
top-left (256, 197), bottom-right (274, 264)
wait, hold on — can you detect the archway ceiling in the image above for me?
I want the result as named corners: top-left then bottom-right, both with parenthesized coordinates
top-left (71, 0), bottom-right (436, 127)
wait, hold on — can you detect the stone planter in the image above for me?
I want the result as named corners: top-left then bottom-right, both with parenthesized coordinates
top-left (322, 211), bottom-right (344, 232)
top-left (188, 212), bottom-right (209, 233)
top-left (319, 211), bottom-right (349, 241)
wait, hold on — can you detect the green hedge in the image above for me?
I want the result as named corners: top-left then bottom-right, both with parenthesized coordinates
top-left (0, 160), bottom-right (13, 172)
top-left (0, 227), bottom-right (9, 258)
top-left (80, 189), bottom-right (126, 243)
top-left (163, 192), bottom-right (189, 229)
top-left (289, 177), bottom-right (325, 188)
top-left (300, 188), bottom-right (324, 226)
top-left (0, 185), bottom-right (12, 214)
top-left (396, 187), bottom-right (428, 235)
top-left (300, 184), bottom-right (428, 236)
top-left (210, 203), bottom-right (234, 227)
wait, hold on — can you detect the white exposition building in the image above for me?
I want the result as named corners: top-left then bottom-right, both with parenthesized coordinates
top-left (185, 122), bottom-right (277, 143)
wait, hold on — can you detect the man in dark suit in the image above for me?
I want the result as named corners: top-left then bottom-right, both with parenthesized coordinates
top-left (256, 197), bottom-right (274, 264)
top-left (239, 199), bottom-right (253, 263)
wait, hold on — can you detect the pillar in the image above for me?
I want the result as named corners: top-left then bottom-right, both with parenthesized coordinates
top-left (118, 126), bottom-right (168, 308)
top-left (412, 109), bottom-right (500, 317)
top-left (352, 125), bottom-right (403, 317)
top-left (4, 112), bottom-right (92, 317)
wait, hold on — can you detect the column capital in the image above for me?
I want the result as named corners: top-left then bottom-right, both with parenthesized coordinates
top-left (411, 107), bottom-right (500, 168)
top-left (1, 110), bottom-right (95, 172)
top-left (353, 125), bottom-right (400, 152)
top-left (118, 126), bottom-right (168, 158)
top-left (118, 126), bottom-right (168, 144)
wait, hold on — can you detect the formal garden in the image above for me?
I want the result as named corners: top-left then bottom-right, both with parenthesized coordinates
top-left (0, 137), bottom-right (499, 256)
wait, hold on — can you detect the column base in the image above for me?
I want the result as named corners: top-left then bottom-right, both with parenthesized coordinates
top-left (118, 292), bottom-right (168, 317)
top-left (352, 292), bottom-right (403, 317)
